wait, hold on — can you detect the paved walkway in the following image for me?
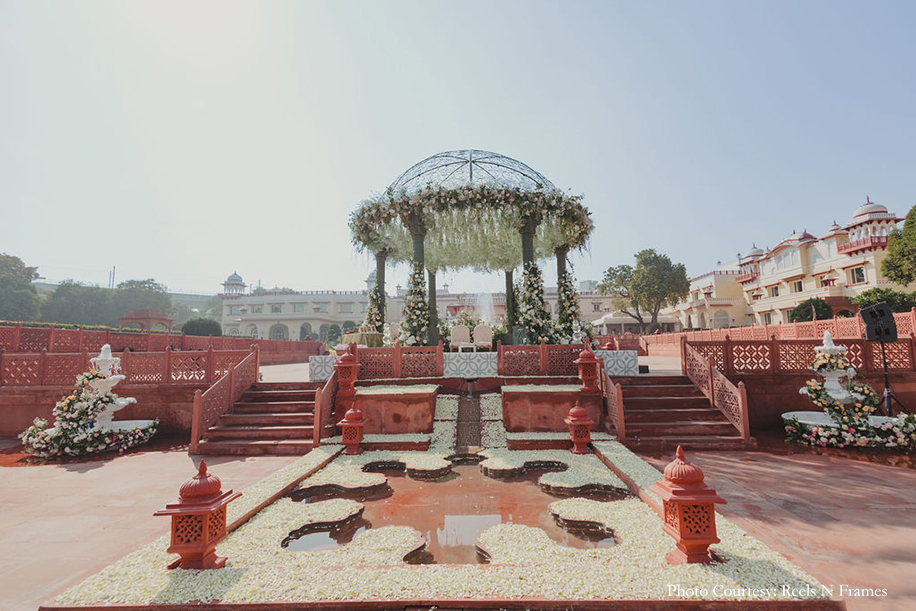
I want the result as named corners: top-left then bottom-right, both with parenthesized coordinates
top-left (0, 439), bottom-right (298, 611)
top-left (638, 436), bottom-right (916, 611)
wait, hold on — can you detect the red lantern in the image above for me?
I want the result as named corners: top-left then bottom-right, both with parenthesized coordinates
top-left (574, 345), bottom-right (600, 393)
top-left (648, 446), bottom-right (727, 564)
top-left (154, 460), bottom-right (241, 570)
top-left (564, 401), bottom-right (595, 454)
top-left (338, 405), bottom-right (369, 455)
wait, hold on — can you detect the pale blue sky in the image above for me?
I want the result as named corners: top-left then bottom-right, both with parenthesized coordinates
top-left (2, 1), bottom-right (914, 295)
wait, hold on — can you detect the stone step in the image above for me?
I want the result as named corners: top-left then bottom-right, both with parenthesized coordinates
top-left (621, 384), bottom-right (704, 398)
top-left (234, 400), bottom-right (315, 414)
top-left (241, 389), bottom-right (317, 403)
top-left (623, 435), bottom-right (756, 451)
top-left (204, 425), bottom-right (314, 441)
top-left (218, 412), bottom-right (314, 427)
top-left (195, 439), bottom-right (314, 456)
top-left (625, 407), bottom-right (725, 422)
top-left (626, 420), bottom-right (739, 437)
top-left (624, 396), bottom-right (711, 409)
top-left (249, 381), bottom-right (323, 391)
top-left (614, 375), bottom-right (690, 386)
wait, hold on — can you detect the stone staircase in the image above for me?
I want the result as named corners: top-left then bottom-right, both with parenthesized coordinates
top-left (620, 375), bottom-right (754, 450)
top-left (195, 382), bottom-right (322, 455)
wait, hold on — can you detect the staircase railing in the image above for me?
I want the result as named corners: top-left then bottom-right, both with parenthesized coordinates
top-left (683, 341), bottom-right (750, 440)
top-left (600, 369), bottom-right (626, 440)
top-left (190, 346), bottom-right (260, 452)
top-left (313, 370), bottom-right (339, 447)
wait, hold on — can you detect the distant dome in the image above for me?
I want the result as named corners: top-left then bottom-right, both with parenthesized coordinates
top-left (226, 271), bottom-right (243, 283)
top-left (853, 197), bottom-right (887, 218)
top-left (786, 229), bottom-right (815, 242)
top-left (743, 244), bottom-right (764, 259)
top-left (390, 149), bottom-right (556, 192)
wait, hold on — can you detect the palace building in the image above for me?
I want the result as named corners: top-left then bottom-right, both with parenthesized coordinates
top-left (666, 198), bottom-right (908, 329)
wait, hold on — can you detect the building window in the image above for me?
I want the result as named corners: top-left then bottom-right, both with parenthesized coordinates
top-left (850, 266), bottom-right (866, 285)
top-left (768, 286), bottom-right (779, 298)
top-left (229, 305), bottom-right (240, 315)
top-left (764, 312), bottom-right (773, 325)
top-left (592, 303), bottom-right (601, 312)
top-left (339, 302), bottom-right (353, 313)
top-left (314, 304), bottom-right (327, 313)
top-left (252, 305), bottom-right (263, 314)
top-left (271, 304), bottom-right (282, 314)
top-left (792, 280), bottom-right (803, 293)
top-left (293, 303), bottom-right (305, 313)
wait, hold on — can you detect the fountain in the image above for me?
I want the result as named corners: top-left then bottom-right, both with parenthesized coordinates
top-left (88, 345), bottom-right (141, 429)
top-left (475, 292), bottom-right (495, 325)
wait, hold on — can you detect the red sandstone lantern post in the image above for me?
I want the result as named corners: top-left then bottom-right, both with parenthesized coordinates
top-left (648, 446), bottom-right (726, 564)
top-left (564, 401), bottom-right (595, 454)
top-left (333, 343), bottom-right (361, 420)
top-left (338, 405), bottom-right (369, 455)
top-left (154, 460), bottom-right (241, 570)
top-left (574, 345), bottom-right (600, 393)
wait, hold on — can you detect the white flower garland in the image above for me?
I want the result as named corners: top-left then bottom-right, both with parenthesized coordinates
top-left (479, 392), bottom-right (503, 421)
top-left (434, 394), bottom-right (460, 421)
top-left (481, 420), bottom-right (507, 448)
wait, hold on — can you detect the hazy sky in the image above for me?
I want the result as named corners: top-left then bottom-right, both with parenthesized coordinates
top-left (2, 1), bottom-right (915, 296)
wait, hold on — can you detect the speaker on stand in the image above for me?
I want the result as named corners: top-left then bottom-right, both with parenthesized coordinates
top-left (859, 302), bottom-right (907, 416)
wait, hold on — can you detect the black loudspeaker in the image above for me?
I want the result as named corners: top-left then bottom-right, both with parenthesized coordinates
top-left (860, 302), bottom-right (897, 342)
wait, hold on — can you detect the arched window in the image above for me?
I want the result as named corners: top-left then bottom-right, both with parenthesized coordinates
top-left (319, 324), bottom-right (329, 342)
top-left (229, 328), bottom-right (240, 336)
top-left (299, 322), bottom-right (313, 340)
top-left (269, 324), bottom-right (289, 341)
top-left (712, 310), bottom-right (730, 329)
top-left (246, 324), bottom-right (259, 339)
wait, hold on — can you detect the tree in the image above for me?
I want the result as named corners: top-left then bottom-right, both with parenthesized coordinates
top-left (598, 249), bottom-right (689, 333)
top-left (851, 287), bottom-right (916, 313)
top-left (883, 204), bottom-right (916, 285)
top-left (112, 279), bottom-right (172, 317)
top-left (41, 281), bottom-right (116, 326)
top-left (789, 298), bottom-right (833, 322)
top-left (327, 323), bottom-right (342, 345)
top-left (182, 318), bottom-right (222, 336)
top-left (0, 253), bottom-right (40, 321)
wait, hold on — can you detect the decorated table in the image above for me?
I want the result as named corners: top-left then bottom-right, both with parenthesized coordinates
top-left (341, 331), bottom-right (384, 347)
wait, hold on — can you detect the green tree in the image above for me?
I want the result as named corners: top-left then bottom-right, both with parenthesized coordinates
top-left (112, 279), bottom-right (172, 317)
top-left (851, 287), bottom-right (916, 312)
top-left (0, 253), bottom-right (40, 321)
top-left (789, 298), bottom-right (833, 322)
top-left (883, 204), bottom-right (916, 285)
top-left (327, 323), bottom-right (342, 345)
top-left (598, 249), bottom-right (689, 333)
top-left (41, 281), bottom-right (116, 326)
top-left (182, 317), bottom-right (222, 336)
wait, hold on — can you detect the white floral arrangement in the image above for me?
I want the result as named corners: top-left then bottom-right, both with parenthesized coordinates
top-left (355, 384), bottom-right (439, 395)
top-left (363, 284), bottom-right (385, 332)
top-left (555, 268), bottom-right (585, 342)
top-left (434, 394), bottom-right (460, 420)
top-left (515, 261), bottom-right (555, 344)
top-left (505, 431), bottom-right (614, 441)
top-left (502, 384), bottom-right (581, 393)
top-left (430, 420), bottom-right (457, 451)
top-left (479, 392), bottom-right (503, 420)
top-left (397, 262), bottom-right (429, 346)
top-left (479, 449), bottom-right (627, 494)
top-left (481, 420), bottom-right (507, 448)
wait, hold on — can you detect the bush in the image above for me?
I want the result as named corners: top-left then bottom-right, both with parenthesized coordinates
top-left (851, 287), bottom-right (916, 313)
top-left (182, 318), bottom-right (222, 337)
top-left (789, 298), bottom-right (833, 322)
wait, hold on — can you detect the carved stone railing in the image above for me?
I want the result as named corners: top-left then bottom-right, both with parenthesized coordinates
top-left (313, 370), bottom-right (339, 445)
top-left (355, 342), bottom-right (444, 379)
top-left (190, 347), bottom-right (259, 451)
top-left (0, 321), bottom-right (325, 356)
top-left (497, 340), bottom-right (586, 376)
top-left (683, 343), bottom-right (750, 440)
top-left (600, 369), bottom-right (625, 440)
top-left (0, 348), bottom-right (252, 387)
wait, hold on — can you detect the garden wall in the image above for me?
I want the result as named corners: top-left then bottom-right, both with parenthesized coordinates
top-left (0, 384), bottom-right (206, 438)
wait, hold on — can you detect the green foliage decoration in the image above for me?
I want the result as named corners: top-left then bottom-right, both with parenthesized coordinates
top-left (883, 204), bottom-right (916, 286)
top-left (851, 287), bottom-right (916, 313)
top-left (181, 318), bottom-right (222, 337)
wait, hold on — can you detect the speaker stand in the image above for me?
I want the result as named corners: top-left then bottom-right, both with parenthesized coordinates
top-left (879, 341), bottom-right (908, 417)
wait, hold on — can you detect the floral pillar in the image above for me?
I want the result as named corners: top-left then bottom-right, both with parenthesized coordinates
top-left (648, 446), bottom-right (726, 564)
top-left (154, 460), bottom-right (241, 570)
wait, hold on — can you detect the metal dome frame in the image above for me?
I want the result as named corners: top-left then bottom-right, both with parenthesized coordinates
top-left (390, 149), bottom-right (556, 192)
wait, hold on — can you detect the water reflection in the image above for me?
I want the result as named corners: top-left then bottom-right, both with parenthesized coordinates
top-left (284, 464), bottom-right (621, 563)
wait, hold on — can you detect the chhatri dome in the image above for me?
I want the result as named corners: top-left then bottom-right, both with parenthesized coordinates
top-left (389, 149), bottom-right (556, 192)
top-left (852, 196), bottom-right (888, 219)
